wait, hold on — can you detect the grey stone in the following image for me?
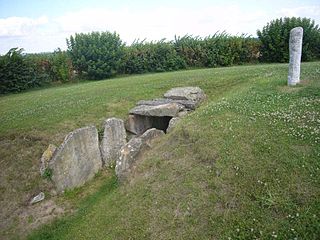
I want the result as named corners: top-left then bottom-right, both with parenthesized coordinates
top-left (40, 144), bottom-right (57, 176)
top-left (100, 118), bottom-right (127, 166)
top-left (167, 117), bottom-right (181, 133)
top-left (137, 98), bottom-right (198, 110)
top-left (49, 126), bottom-right (102, 193)
top-left (129, 103), bottom-right (180, 117)
top-left (139, 128), bottom-right (165, 146)
top-left (30, 192), bottom-right (45, 205)
top-left (177, 110), bottom-right (189, 117)
top-left (164, 87), bottom-right (206, 102)
top-left (115, 137), bottom-right (143, 180)
top-left (125, 114), bottom-right (153, 135)
top-left (115, 128), bottom-right (164, 180)
top-left (288, 27), bottom-right (303, 86)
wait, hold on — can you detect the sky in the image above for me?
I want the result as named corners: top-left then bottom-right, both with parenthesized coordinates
top-left (0, 0), bottom-right (319, 54)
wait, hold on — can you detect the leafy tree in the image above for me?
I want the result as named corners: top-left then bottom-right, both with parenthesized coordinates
top-left (67, 31), bottom-right (125, 79)
top-left (257, 17), bottom-right (320, 62)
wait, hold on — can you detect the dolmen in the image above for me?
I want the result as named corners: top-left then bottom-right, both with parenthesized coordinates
top-left (125, 87), bottom-right (206, 135)
top-left (40, 86), bottom-right (206, 192)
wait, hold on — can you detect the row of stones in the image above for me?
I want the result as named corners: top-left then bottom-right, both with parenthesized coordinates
top-left (40, 86), bottom-right (206, 194)
top-left (125, 87), bottom-right (206, 135)
top-left (40, 120), bottom-right (163, 193)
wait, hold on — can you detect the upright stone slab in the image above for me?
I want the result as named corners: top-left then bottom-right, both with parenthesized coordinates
top-left (49, 126), bottom-right (102, 192)
top-left (288, 27), bottom-right (303, 86)
top-left (100, 118), bottom-right (127, 166)
top-left (115, 128), bottom-right (164, 180)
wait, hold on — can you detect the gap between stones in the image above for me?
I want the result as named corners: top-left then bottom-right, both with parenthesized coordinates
top-left (35, 86), bottom-right (206, 200)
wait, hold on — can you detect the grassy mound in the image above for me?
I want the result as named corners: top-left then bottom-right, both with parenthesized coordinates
top-left (0, 63), bottom-right (319, 239)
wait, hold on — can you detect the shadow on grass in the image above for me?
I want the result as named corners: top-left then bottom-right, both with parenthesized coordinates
top-left (27, 174), bottom-right (118, 240)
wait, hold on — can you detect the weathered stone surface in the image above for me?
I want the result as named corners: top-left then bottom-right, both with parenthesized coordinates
top-left (167, 117), bottom-right (181, 133)
top-left (40, 144), bottom-right (57, 176)
top-left (115, 137), bottom-right (143, 180)
top-left (125, 114), bottom-right (153, 135)
top-left (288, 27), bottom-right (303, 86)
top-left (115, 128), bottom-right (164, 180)
top-left (177, 110), bottom-right (189, 117)
top-left (164, 87), bottom-right (206, 102)
top-left (49, 126), bottom-right (102, 192)
top-left (129, 103), bottom-right (180, 117)
top-left (100, 118), bottom-right (127, 166)
top-left (139, 128), bottom-right (165, 146)
top-left (30, 192), bottom-right (45, 205)
top-left (137, 98), bottom-right (198, 110)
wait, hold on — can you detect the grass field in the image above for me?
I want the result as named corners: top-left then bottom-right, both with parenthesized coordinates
top-left (0, 62), bottom-right (319, 239)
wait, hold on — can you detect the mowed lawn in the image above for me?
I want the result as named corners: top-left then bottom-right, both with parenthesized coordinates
top-left (0, 62), bottom-right (319, 239)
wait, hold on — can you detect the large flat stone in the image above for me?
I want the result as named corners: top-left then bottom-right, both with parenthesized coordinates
top-left (129, 103), bottom-right (180, 117)
top-left (100, 118), bottom-right (127, 167)
top-left (49, 126), bottom-right (102, 192)
top-left (164, 86), bottom-right (206, 102)
top-left (137, 98), bottom-right (198, 110)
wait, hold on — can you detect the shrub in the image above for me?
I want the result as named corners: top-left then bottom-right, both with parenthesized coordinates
top-left (67, 31), bottom-right (125, 80)
top-left (257, 17), bottom-right (320, 62)
top-left (174, 35), bottom-right (205, 68)
top-left (0, 48), bottom-right (48, 94)
top-left (122, 39), bottom-right (186, 74)
top-left (27, 50), bottom-right (74, 83)
top-left (174, 33), bottom-right (260, 68)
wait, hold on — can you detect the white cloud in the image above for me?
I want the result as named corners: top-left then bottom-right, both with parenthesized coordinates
top-left (278, 5), bottom-right (320, 19)
top-left (53, 5), bottom-right (268, 45)
top-left (0, 16), bottom-right (48, 37)
top-left (0, 3), bottom-right (319, 54)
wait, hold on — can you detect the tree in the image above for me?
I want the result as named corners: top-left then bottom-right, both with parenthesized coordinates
top-left (66, 31), bottom-right (125, 80)
top-left (257, 17), bottom-right (320, 62)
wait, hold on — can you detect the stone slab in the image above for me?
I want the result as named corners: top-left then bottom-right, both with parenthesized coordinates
top-left (137, 98), bottom-right (197, 110)
top-left (49, 126), bottom-right (102, 192)
top-left (164, 86), bottom-right (206, 102)
top-left (129, 103), bottom-right (180, 117)
top-left (100, 118), bottom-right (127, 167)
top-left (115, 128), bottom-right (164, 180)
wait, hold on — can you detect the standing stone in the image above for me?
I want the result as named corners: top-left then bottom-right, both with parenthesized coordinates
top-left (100, 118), bottom-right (127, 166)
top-left (288, 27), bottom-right (303, 86)
top-left (40, 144), bottom-right (57, 176)
top-left (49, 126), bottom-right (102, 193)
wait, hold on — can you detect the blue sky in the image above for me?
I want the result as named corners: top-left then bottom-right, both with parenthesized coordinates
top-left (0, 0), bottom-right (319, 54)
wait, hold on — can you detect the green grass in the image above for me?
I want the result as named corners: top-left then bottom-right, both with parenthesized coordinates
top-left (0, 62), bottom-right (319, 239)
